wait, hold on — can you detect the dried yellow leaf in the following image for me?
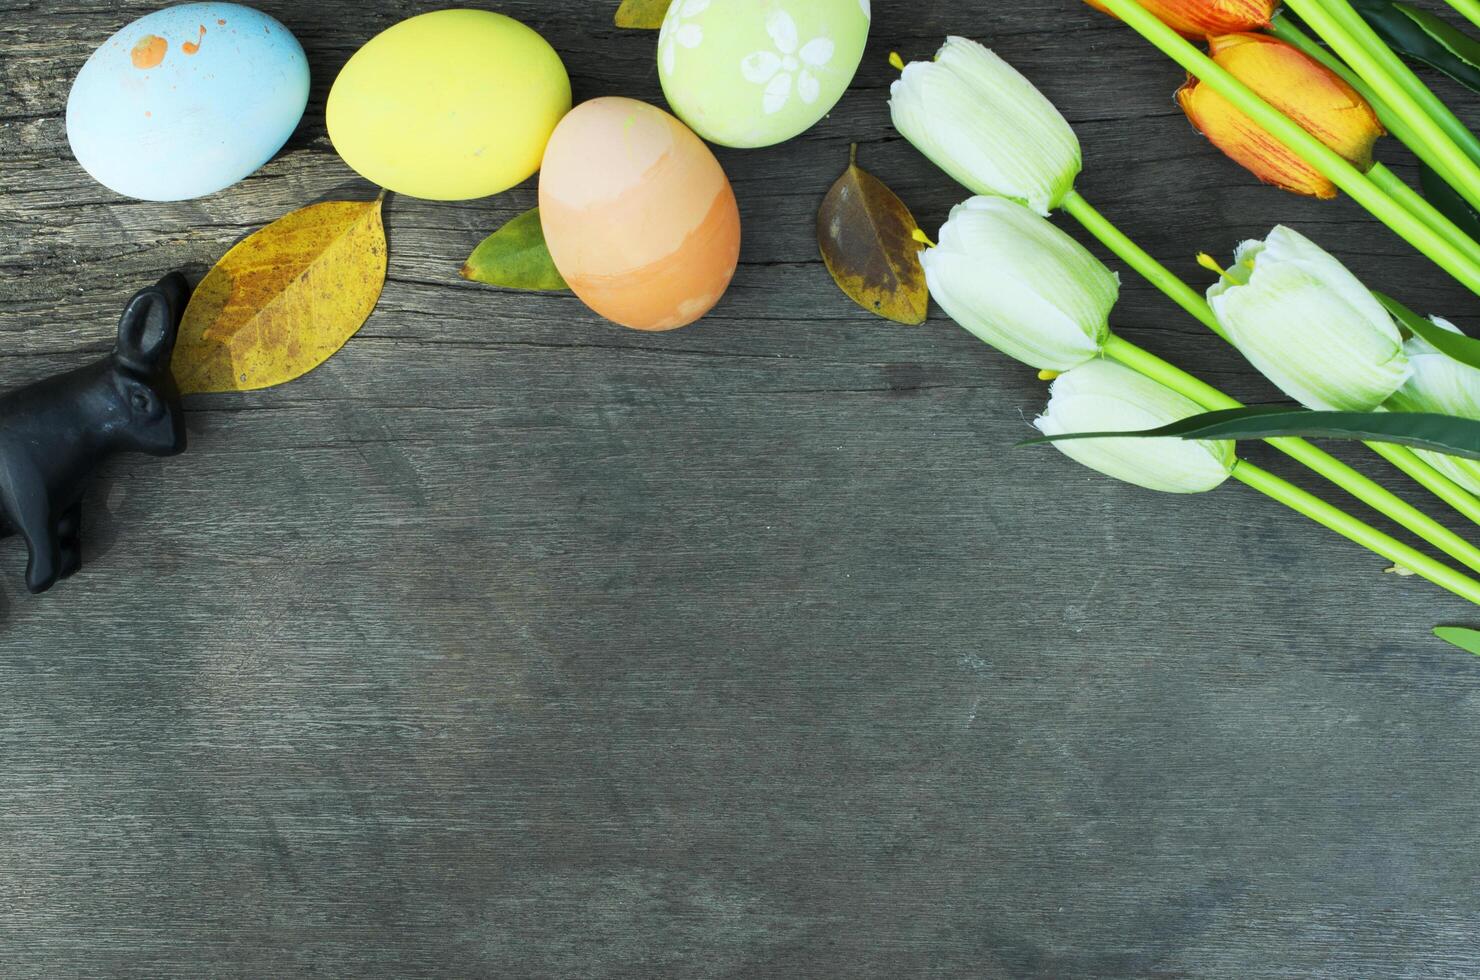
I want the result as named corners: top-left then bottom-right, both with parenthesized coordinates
top-left (615, 0), bottom-right (673, 28)
top-left (172, 197), bottom-right (387, 394)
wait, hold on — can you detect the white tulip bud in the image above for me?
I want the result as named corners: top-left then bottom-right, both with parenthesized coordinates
top-left (1207, 225), bottom-right (1410, 411)
top-left (1034, 359), bottom-right (1236, 494)
top-left (920, 197), bottom-right (1117, 371)
top-left (889, 37), bottom-right (1082, 216)
top-left (1386, 316), bottom-right (1480, 495)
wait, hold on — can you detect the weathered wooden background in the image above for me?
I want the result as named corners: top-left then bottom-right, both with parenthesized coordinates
top-left (3, 0), bottom-right (1480, 975)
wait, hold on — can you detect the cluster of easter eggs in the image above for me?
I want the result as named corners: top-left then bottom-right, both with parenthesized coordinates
top-left (64, 1), bottom-right (872, 332)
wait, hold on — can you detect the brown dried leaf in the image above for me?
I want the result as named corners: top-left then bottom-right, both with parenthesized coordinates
top-left (818, 145), bottom-right (929, 325)
top-left (615, 0), bottom-right (673, 29)
top-left (172, 197), bottom-right (387, 394)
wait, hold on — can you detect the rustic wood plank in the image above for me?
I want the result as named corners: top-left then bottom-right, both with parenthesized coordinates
top-left (3, 1), bottom-right (1480, 976)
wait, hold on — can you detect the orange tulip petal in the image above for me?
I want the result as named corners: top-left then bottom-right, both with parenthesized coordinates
top-left (1178, 78), bottom-right (1338, 198)
top-left (1084, 0), bottom-right (1276, 38)
top-left (1214, 33), bottom-right (1383, 167)
top-left (1180, 33), bottom-right (1383, 199)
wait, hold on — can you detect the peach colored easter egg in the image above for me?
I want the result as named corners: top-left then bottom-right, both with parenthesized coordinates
top-left (539, 97), bottom-right (741, 332)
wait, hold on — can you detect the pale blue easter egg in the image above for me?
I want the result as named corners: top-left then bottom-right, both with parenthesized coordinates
top-left (66, 3), bottom-right (309, 201)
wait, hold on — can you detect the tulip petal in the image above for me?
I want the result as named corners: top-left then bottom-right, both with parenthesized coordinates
top-left (1391, 318), bottom-right (1480, 414)
top-left (1179, 77), bottom-right (1338, 199)
top-left (1388, 316), bottom-right (1480, 494)
top-left (1083, 0), bottom-right (1276, 38)
top-left (1035, 360), bottom-right (1235, 494)
top-left (1208, 226), bottom-right (1409, 411)
top-left (1180, 33), bottom-right (1383, 199)
top-left (922, 197), bottom-right (1116, 371)
top-left (1216, 34), bottom-right (1383, 170)
top-left (889, 37), bottom-right (1081, 215)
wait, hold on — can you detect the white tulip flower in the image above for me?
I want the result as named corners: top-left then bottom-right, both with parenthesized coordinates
top-left (889, 36), bottom-right (1082, 216)
top-left (1386, 316), bottom-right (1480, 495)
top-left (1206, 225), bottom-right (1410, 411)
top-left (1034, 359), bottom-right (1236, 494)
top-left (920, 197), bottom-right (1117, 371)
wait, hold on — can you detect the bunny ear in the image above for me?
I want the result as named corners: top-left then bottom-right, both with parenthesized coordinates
top-left (115, 285), bottom-right (177, 374)
top-left (154, 271), bottom-right (190, 322)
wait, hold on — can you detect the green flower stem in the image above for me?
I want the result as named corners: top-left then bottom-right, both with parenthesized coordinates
top-left (1310, 0), bottom-right (1480, 168)
top-left (1269, 15), bottom-right (1436, 171)
top-left (1368, 163), bottom-right (1480, 266)
top-left (1443, 0), bottom-right (1480, 33)
top-left (1061, 191), bottom-right (1227, 340)
top-left (1366, 438), bottom-right (1480, 526)
top-left (1103, 333), bottom-right (1480, 573)
top-left (1093, 0), bottom-right (1480, 296)
top-left (1270, 15), bottom-right (1480, 262)
top-left (1285, 0), bottom-right (1480, 214)
top-left (1232, 459), bottom-right (1480, 606)
top-left (1067, 183), bottom-right (1480, 533)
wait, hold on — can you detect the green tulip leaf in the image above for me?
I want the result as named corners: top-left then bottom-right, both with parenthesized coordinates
top-left (1376, 290), bottom-right (1480, 369)
top-left (1348, 0), bottom-right (1480, 93)
top-left (461, 208), bottom-right (569, 292)
top-left (1020, 405), bottom-right (1480, 461)
top-left (1416, 161), bottom-right (1480, 243)
top-left (1435, 626), bottom-right (1480, 655)
top-left (615, 0), bottom-right (673, 28)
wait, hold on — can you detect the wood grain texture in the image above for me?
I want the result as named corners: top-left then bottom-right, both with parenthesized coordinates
top-left (3, 1), bottom-right (1480, 976)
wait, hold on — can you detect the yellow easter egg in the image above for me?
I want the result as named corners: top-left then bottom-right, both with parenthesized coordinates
top-left (327, 9), bottom-right (571, 200)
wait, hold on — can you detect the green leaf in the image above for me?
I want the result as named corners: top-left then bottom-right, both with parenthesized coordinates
top-left (1435, 626), bottom-right (1480, 655)
top-left (1375, 290), bottom-right (1480, 369)
top-left (615, 0), bottom-right (672, 29)
top-left (1417, 160), bottom-right (1480, 244)
top-left (461, 208), bottom-right (568, 292)
top-left (1348, 0), bottom-right (1480, 93)
top-left (1019, 405), bottom-right (1480, 460)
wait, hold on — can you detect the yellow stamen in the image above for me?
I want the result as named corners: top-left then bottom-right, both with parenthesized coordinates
top-left (911, 228), bottom-right (937, 248)
top-left (889, 51), bottom-right (906, 71)
top-left (1196, 252), bottom-right (1228, 278)
top-left (1038, 369), bottom-right (1061, 382)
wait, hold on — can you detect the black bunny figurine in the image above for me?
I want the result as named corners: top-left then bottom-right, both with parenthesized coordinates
top-left (0, 273), bottom-right (189, 594)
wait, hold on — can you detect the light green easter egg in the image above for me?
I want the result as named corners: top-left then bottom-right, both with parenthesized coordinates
top-left (658, 0), bottom-right (871, 149)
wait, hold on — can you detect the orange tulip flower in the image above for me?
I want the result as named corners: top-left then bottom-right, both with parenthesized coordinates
top-left (1177, 33), bottom-right (1384, 199)
top-left (1084, 0), bottom-right (1276, 38)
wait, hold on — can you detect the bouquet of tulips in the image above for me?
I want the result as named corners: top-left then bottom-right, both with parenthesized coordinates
top-left (883, 3), bottom-right (1480, 652)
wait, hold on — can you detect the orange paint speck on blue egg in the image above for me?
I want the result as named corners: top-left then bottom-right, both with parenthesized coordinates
top-left (539, 98), bottom-right (742, 332)
top-left (130, 34), bottom-right (168, 69)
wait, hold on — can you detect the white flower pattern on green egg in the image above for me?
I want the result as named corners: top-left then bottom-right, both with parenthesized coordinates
top-left (741, 13), bottom-right (835, 115)
top-left (660, 0), bottom-right (710, 76)
top-left (659, 0), bottom-right (870, 149)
